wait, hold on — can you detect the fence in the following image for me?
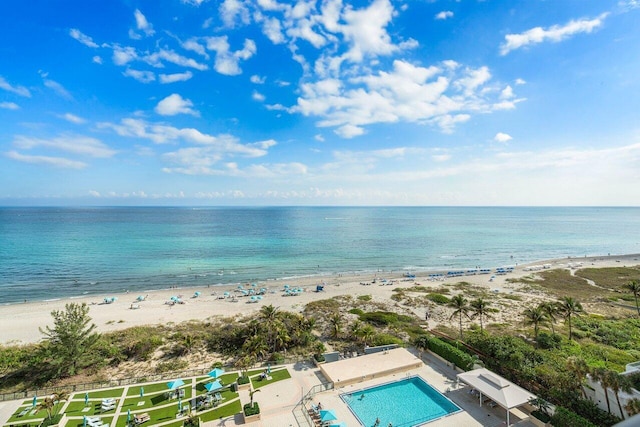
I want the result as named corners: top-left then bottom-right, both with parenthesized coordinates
top-left (292, 382), bottom-right (334, 427)
top-left (0, 356), bottom-right (309, 402)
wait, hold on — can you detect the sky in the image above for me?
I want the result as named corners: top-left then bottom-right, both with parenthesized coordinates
top-left (1, 0), bottom-right (639, 206)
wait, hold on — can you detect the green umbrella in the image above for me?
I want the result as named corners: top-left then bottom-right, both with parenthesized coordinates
top-left (127, 409), bottom-right (131, 425)
top-left (85, 392), bottom-right (89, 406)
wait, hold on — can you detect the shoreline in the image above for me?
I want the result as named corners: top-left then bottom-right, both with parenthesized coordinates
top-left (1, 253), bottom-right (638, 345)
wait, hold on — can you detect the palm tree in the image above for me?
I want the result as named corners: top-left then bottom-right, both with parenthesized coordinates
top-left (558, 297), bottom-right (584, 341)
top-left (52, 390), bottom-right (69, 416)
top-left (329, 313), bottom-right (343, 339)
top-left (624, 280), bottom-right (640, 316)
top-left (448, 295), bottom-right (470, 340)
top-left (469, 298), bottom-right (493, 332)
top-left (356, 325), bottom-right (376, 347)
top-left (592, 367), bottom-right (612, 414)
top-left (540, 301), bottom-right (559, 334)
top-left (607, 370), bottom-right (631, 419)
top-left (625, 398), bottom-right (640, 417)
top-left (565, 356), bottom-right (589, 399)
top-left (249, 388), bottom-right (261, 407)
top-left (37, 396), bottom-right (55, 420)
top-left (522, 305), bottom-right (547, 343)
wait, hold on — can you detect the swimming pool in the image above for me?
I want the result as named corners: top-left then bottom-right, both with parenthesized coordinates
top-left (341, 376), bottom-right (461, 427)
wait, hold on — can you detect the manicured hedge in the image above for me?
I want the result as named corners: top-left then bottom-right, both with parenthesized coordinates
top-left (414, 335), bottom-right (474, 371)
top-left (243, 402), bottom-right (260, 416)
top-left (550, 407), bottom-right (598, 427)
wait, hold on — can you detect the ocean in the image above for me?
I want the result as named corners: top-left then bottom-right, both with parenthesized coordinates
top-left (1, 207), bottom-right (639, 304)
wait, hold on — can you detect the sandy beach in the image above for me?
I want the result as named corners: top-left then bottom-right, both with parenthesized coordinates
top-left (1, 254), bottom-right (638, 345)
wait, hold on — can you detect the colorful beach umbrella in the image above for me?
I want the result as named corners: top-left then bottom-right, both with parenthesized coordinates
top-left (207, 368), bottom-right (224, 378)
top-left (85, 392), bottom-right (89, 406)
top-left (319, 409), bottom-right (338, 422)
top-left (167, 379), bottom-right (185, 390)
top-left (204, 380), bottom-right (222, 392)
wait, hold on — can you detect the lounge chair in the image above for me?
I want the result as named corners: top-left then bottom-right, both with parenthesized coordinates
top-left (134, 413), bottom-right (150, 425)
top-left (17, 407), bottom-right (30, 417)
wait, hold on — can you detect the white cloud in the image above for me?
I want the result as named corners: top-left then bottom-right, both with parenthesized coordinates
top-left (5, 151), bottom-right (87, 169)
top-left (112, 46), bottom-right (138, 65)
top-left (12, 134), bottom-right (116, 158)
top-left (123, 69), bottom-right (156, 83)
top-left (60, 113), bottom-right (86, 124)
top-left (155, 94), bottom-right (199, 116)
top-left (182, 0), bottom-right (207, 5)
top-left (69, 28), bottom-right (99, 48)
top-left (0, 101), bottom-right (19, 110)
top-left (515, 78), bottom-right (526, 85)
top-left (500, 85), bottom-right (514, 99)
top-left (500, 13), bottom-right (609, 55)
top-left (250, 75), bottom-right (266, 84)
top-left (203, 36), bottom-right (256, 75)
top-left (494, 132), bottom-right (513, 143)
top-left (314, 134), bottom-right (325, 142)
top-left (252, 91), bottom-right (266, 102)
top-left (435, 11), bottom-right (454, 20)
top-left (92, 55), bottom-right (103, 64)
top-left (0, 76), bottom-right (31, 97)
top-left (335, 124), bottom-right (365, 138)
top-left (143, 49), bottom-right (208, 70)
top-left (159, 71), bottom-right (194, 84)
top-left (43, 79), bottom-right (73, 100)
top-left (134, 9), bottom-right (155, 37)
top-left (220, 0), bottom-right (251, 27)
top-left (432, 154), bottom-right (451, 162)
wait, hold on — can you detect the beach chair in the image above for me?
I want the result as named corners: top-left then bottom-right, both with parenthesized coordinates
top-left (134, 413), bottom-right (150, 425)
top-left (17, 407), bottom-right (30, 417)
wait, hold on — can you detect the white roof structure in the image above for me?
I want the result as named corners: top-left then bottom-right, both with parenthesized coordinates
top-left (457, 368), bottom-right (537, 425)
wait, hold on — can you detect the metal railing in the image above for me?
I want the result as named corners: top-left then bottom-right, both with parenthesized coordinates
top-left (293, 382), bottom-right (334, 427)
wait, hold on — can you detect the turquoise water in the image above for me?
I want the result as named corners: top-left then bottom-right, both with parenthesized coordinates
top-left (341, 376), bottom-right (460, 426)
top-left (1, 207), bottom-right (639, 303)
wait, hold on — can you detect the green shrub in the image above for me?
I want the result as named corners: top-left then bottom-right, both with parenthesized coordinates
top-left (414, 335), bottom-right (474, 370)
top-left (313, 353), bottom-right (325, 362)
top-left (156, 360), bottom-right (188, 373)
top-left (550, 407), bottom-right (598, 427)
top-left (371, 334), bottom-right (403, 347)
top-left (537, 332), bottom-right (562, 349)
top-left (237, 376), bottom-right (250, 385)
top-left (531, 410), bottom-right (551, 423)
top-left (357, 295), bottom-right (372, 301)
top-left (41, 414), bottom-right (63, 427)
top-left (349, 308), bottom-right (364, 316)
top-left (243, 402), bottom-right (260, 416)
top-left (426, 293), bottom-right (450, 304)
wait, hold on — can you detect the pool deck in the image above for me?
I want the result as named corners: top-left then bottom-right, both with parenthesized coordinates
top-left (237, 348), bottom-right (537, 427)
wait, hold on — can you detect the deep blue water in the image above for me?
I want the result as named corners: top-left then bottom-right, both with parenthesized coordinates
top-left (1, 207), bottom-right (639, 304)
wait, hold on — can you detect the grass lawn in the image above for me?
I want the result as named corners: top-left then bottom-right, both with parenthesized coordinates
top-left (194, 373), bottom-right (239, 396)
top-left (6, 406), bottom-right (48, 423)
top-left (120, 385), bottom-right (192, 412)
top-left (65, 415), bottom-right (114, 427)
top-left (126, 379), bottom-right (192, 396)
top-left (65, 399), bottom-right (121, 417)
top-left (198, 399), bottom-right (241, 423)
top-left (79, 388), bottom-right (125, 399)
top-left (250, 368), bottom-right (291, 389)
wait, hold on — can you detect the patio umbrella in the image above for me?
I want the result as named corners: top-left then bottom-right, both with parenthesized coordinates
top-left (127, 409), bottom-right (131, 424)
top-left (140, 387), bottom-right (144, 398)
top-left (207, 368), bottom-right (224, 378)
top-left (204, 380), bottom-right (223, 392)
top-left (32, 395), bottom-right (37, 408)
top-left (328, 423), bottom-right (346, 427)
top-left (267, 364), bottom-right (271, 374)
top-left (167, 379), bottom-right (185, 390)
top-left (85, 392), bottom-right (89, 406)
top-left (319, 409), bottom-right (338, 422)
top-left (178, 398), bottom-right (182, 413)
top-left (83, 416), bottom-right (87, 427)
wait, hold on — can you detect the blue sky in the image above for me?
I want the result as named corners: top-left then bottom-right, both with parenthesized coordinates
top-left (1, 0), bottom-right (639, 206)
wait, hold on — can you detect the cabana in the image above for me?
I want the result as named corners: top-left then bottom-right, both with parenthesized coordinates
top-left (457, 368), bottom-right (536, 426)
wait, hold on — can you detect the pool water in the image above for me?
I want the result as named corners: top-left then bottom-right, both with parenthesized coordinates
top-left (341, 376), bottom-right (461, 427)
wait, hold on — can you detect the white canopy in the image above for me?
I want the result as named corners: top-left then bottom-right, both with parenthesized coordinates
top-left (457, 368), bottom-right (537, 425)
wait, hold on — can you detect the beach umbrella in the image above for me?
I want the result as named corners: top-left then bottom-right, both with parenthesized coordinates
top-left (223, 291), bottom-right (230, 297)
top-left (207, 368), bottom-right (224, 378)
top-left (267, 364), bottom-right (271, 374)
top-left (319, 409), bottom-right (338, 422)
top-left (32, 395), bottom-right (37, 408)
top-left (251, 283), bottom-right (257, 287)
top-left (194, 291), bottom-right (201, 297)
top-left (204, 380), bottom-right (222, 392)
top-left (140, 387), bottom-right (144, 398)
top-left (83, 416), bottom-right (87, 427)
top-left (178, 398), bottom-right (182, 413)
top-left (328, 423), bottom-right (346, 427)
top-left (167, 379), bottom-right (185, 390)
top-left (85, 392), bottom-right (89, 406)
